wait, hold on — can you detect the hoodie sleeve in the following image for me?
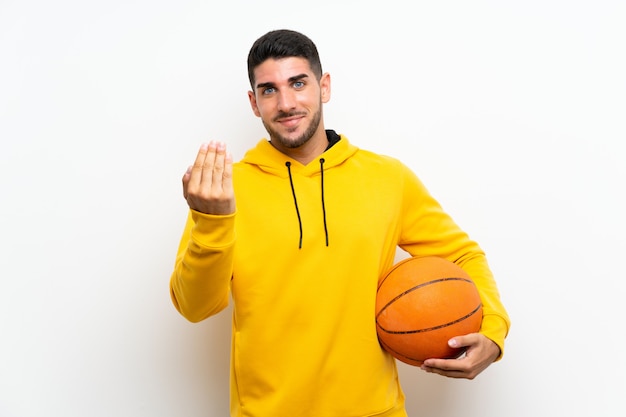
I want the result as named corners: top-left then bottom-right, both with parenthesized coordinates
top-left (169, 210), bottom-right (235, 322)
top-left (397, 163), bottom-right (511, 359)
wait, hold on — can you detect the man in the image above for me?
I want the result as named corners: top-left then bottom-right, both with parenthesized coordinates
top-left (170, 29), bottom-right (510, 417)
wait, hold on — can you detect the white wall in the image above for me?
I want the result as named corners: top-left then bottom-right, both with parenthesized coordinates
top-left (1, 1), bottom-right (624, 416)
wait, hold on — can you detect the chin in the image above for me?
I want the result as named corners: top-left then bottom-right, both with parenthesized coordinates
top-left (278, 136), bottom-right (309, 149)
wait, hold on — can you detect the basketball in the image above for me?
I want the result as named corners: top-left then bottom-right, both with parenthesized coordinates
top-left (375, 256), bottom-right (483, 366)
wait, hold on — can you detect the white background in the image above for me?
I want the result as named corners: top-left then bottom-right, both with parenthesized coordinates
top-left (1, 1), bottom-right (625, 416)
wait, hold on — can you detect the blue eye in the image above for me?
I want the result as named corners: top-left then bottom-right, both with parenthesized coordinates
top-left (263, 87), bottom-right (276, 95)
top-left (293, 81), bottom-right (304, 88)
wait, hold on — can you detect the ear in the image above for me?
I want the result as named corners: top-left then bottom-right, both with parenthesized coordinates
top-left (320, 72), bottom-right (331, 103)
top-left (248, 90), bottom-right (261, 117)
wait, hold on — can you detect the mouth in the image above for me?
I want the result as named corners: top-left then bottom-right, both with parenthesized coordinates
top-left (275, 113), bottom-right (305, 128)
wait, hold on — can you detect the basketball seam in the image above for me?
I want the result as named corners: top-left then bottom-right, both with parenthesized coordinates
top-left (376, 277), bottom-right (474, 319)
top-left (378, 337), bottom-right (465, 364)
top-left (376, 302), bottom-right (483, 334)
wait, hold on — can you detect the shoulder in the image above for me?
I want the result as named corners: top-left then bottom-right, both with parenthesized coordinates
top-left (352, 147), bottom-right (412, 174)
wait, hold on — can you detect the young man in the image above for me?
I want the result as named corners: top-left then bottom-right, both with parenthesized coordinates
top-left (170, 29), bottom-right (510, 417)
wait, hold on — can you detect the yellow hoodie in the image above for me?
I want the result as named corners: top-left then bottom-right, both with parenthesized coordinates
top-left (170, 132), bottom-right (510, 417)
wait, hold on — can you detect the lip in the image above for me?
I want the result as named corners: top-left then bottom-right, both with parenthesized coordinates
top-left (277, 115), bottom-right (304, 128)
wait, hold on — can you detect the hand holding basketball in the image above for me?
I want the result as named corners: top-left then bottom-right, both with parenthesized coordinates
top-left (183, 141), bottom-right (235, 215)
top-left (420, 332), bottom-right (501, 379)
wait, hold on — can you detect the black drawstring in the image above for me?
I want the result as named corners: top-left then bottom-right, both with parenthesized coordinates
top-left (319, 158), bottom-right (329, 246)
top-left (285, 159), bottom-right (329, 249)
top-left (285, 162), bottom-right (303, 249)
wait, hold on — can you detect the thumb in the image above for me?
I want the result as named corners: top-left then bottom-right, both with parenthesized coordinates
top-left (182, 166), bottom-right (192, 199)
top-left (448, 334), bottom-right (474, 349)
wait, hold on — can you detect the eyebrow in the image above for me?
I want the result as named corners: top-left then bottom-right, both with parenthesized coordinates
top-left (256, 73), bottom-right (309, 90)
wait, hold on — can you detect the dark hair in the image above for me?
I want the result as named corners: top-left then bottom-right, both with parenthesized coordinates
top-left (247, 29), bottom-right (323, 89)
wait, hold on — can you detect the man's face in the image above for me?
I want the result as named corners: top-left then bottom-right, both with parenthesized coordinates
top-left (248, 57), bottom-right (330, 150)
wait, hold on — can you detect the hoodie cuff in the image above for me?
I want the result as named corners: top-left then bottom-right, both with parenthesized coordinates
top-left (190, 209), bottom-right (236, 249)
top-left (479, 314), bottom-right (510, 361)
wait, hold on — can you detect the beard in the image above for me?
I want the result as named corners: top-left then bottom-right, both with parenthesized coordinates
top-left (263, 103), bottom-right (323, 149)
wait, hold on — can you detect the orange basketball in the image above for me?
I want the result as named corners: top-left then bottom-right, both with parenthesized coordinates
top-left (375, 256), bottom-right (483, 366)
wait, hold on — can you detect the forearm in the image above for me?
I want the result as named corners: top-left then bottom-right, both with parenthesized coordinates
top-left (456, 253), bottom-right (510, 360)
top-left (169, 210), bottom-right (235, 322)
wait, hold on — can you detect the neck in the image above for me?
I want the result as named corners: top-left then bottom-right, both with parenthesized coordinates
top-left (271, 129), bottom-right (328, 165)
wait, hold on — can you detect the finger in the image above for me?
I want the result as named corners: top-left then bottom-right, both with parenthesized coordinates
top-left (222, 151), bottom-right (234, 194)
top-left (182, 166), bottom-right (192, 200)
top-left (189, 142), bottom-right (210, 192)
top-left (421, 356), bottom-right (470, 377)
top-left (421, 357), bottom-right (459, 371)
top-left (420, 365), bottom-right (468, 379)
top-left (448, 335), bottom-right (473, 349)
top-left (211, 142), bottom-right (227, 193)
top-left (201, 141), bottom-right (218, 187)
top-left (192, 142), bottom-right (210, 167)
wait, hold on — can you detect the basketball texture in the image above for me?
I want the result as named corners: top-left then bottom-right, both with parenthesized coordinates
top-left (375, 256), bottom-right (483, 366)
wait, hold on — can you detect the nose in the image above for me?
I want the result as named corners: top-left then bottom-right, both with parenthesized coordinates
top-left (277, 89), bottom-right (296, 112)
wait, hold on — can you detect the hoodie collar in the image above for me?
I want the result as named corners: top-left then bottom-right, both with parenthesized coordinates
top-left (239, 130), bottom-right (358, 178)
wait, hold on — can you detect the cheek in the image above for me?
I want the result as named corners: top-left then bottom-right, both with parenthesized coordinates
top-left (249, 93), bottom-right (265, 118)
top-left (301, 91), bottom-right (323, 108)
top-left (251, 98), bottom-right (270, 118)
top-left (255, 103), bottom-right (271, 119)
